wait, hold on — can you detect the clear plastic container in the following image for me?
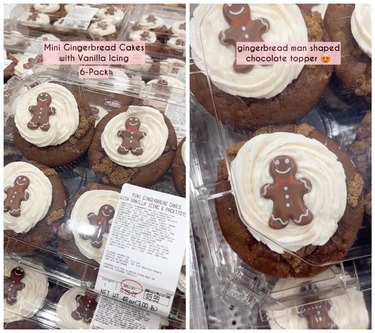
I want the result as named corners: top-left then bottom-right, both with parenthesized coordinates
top-left (4, 66), bottom-right (186, 328)
top-left (189, 3), bottom-right (371, 323)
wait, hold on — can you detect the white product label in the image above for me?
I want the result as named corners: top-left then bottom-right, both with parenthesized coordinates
top-left (62, 6), bottom-right (98, 30)
top-left (91, 296), bottom-right (161, 329)
top-left (4, 59), bottom-right (13, 69)
top-left (165, 103), bottom-right (186, 142)
top-left (95, 184), bottom-right (186, 317)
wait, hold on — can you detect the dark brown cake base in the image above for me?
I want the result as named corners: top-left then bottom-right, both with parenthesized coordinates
top-left (88, 108), bottom-right (177, 187)
top-left (172, 137), bottom-right (186, 197)
top-left (348, 113), bottom-right (371, 216)
top-left (190, 11), bottom-right (332, 131)
top-left (324, 4), bottom-right (371, 104)
top-left (13, 91), bottom-right (95, 167)
top-left (4, 161), bottom-right (67, 254)
top-left (216, 124), bottom-right (364, 278)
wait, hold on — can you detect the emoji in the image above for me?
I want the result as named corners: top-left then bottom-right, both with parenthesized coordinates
top-left (321, 54), bottom-right (331, 63)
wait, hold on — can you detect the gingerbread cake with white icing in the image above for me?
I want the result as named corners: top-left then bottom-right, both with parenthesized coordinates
top-left (4, 259), bottom-right (49, 329)
top-left (12, 82), bottom-right (95, 167)
top-left (88, 105), bottom-right (177, 187)
top-left (190, 4), bottom-right (332, 131)
top-left (216, 123), bottom-right (364, 278)
top-left (4, 161), bottom-right (66, 253)
top-left (325, 4), bottom-right (371, 103)
top-left (57, 183), bottom-right (120, 281)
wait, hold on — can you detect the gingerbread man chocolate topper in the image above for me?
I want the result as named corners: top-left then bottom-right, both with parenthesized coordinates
top-left (71, 291), bottom-right (98, 323)
top-left (117, 117), bottom-right (146, 156)
top-left (219, 4), bottom-right (269, 73)
top-left (23, 54), bottom-right (43, 70)
top-left (260, 155), bottom-right (313, 229)
top-left (298, 284), bottom-right (338, 329)
top-left (4, 267), bottom-right (25, 305)
top-left (27, 92), bottom-right (56, 132)
top-left (4, 175), bottom-right (30, 217)
top-left (80, 204), bottom-right (115, 248)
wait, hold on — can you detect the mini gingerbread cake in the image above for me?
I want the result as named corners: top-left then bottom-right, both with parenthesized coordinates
top-left (4, 161), bottom-right (66, 253)
top-left (215, 124), bottom-right (364, 278)
top-left (56, 287), bottom-right (98, 329)
top-left (94, 5), bottom-right (124, 26)
top-left (88, 20), bottom-right (117, 41)
top-left (58, 183), bottom-right (120, 281)
top-left (325, 4), bottom-right (371, 104)
top-left (88, 105), bottom-right (177, 187)
top-left (190, 4), bottom-right (332, 131)
top-left (172, 137), bottom-right (186, 197)
top-left (267, 268), bottom-right (370, 329)
top-left (12, 82), bottom-right (95, 167)
top-left (4, 259), bottom-right (49, 328)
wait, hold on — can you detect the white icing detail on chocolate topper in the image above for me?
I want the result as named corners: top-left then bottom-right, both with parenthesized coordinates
top-left (56, 287), bottom-right (93, 329)
top-left (14, 82), bottom-right (79, 147)
top-left (4, 260), bottom-right (48, 324)
top-left (230, 132), bottom-right (347, 253)
top-left (71, 189), bottom-right (120, 263)
top-left (190, 4), bottom-right (308, 99)
top-left (351, 4), bottom-right (371, 58)
top-left (4, 162), bottom-right (52, 234)
top-left (101, 106), bottom-right (169, 167)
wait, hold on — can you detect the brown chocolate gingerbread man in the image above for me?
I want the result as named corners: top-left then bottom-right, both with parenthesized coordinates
top-left (117, 117), bottom-right (146, 156)
top-left (71, 291), bottom-right (98, 323)
top-left (4, 175), bottom-right (30, 217)
top-left (219, 4), bottom-right (269, 73)
top-left (298, 284), bottom-right (338, 329)
top-left (27, 92), bottom-right (56, 131)
top-left (260, 155), bottom-right (313, 229)
top-left (80, 204), bottom-right (115, 248)
top-left (4, 267), bottom-right (25, 305)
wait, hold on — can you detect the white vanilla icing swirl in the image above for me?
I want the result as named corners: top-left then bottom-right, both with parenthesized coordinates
top-left (139, 14), bottom-right (165, 29)
top-left (172, 21), bottom-right (186, 37)
top-left (4, 260), bottom-right (49, 323)
top-left (268, 269), bottom-right (370, 329)
top-left (14, 82), bottom-right (79, 147)
top-left (167, 37), bottom-right (185, 51)
top-left (33, 4), bottom-right (60, 13)
top-left (181, 141), bottom-right (186, 167)
top-left (56, 287), bottom-right (95, 329)
top-left (4, 162), bottom-right (52, 234)
top-left (95, 6), bottom-right (124, 26)
top-left (20, 12), bottom-right (50, 26)
top-left (101, 106), bottom-right (169, 167)
top-left (88, 21), bottom-right (117, 37)
top-left (351, 4), bottom-right (371, 58)
top-left (190, 4), bottom-right (308, 99)
top-left (129, 30), bottom-right (157, 43)
top-left (124, 54), bottom-right (153, 72)
top-left (230, 132), bottom-right (347, 253)
top-left (71, 189), bottom-right (120, 263)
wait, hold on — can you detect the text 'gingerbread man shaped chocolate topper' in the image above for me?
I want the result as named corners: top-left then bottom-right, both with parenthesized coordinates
top-left (260, 155), bottom-right (313, 229)
top-left (219, 4), bottom-right (269, 73)
top-left (117, 117), bottom-right (146, 156)
top-left (4, 175), bottom-right (30, 217)
top-left (27, 92), bottom-right (56, 131)
top-left (71, 291), bottom-right (98, 323)
top-left (298, 284), bottom-right (338, 329)
top-left (80, 204), bottom-right (115, 248)
top-left (4, 267), bottom-right (25, 305)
